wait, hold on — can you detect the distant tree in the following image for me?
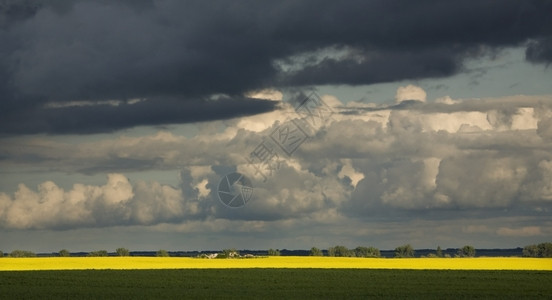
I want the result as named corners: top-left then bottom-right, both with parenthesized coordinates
top-left (354, 246), bottom-right (367, 257)
top-left (267, 249), bottom-right (281, 256)
top-left (524, 242), bottom-right (552, 257)
top-left (10, 250), bottom-right (36, 257)
top-left (156, 249), bottom-right (170, 257)
top-left (328, 245), bottom-right (353, 257)
top-left (354, 246), bottom-right (380, 258)
top-left (436, 246), bottom-right (443, 258)
top-left (458, 245), bottom-right (476, 257)
top-left (0, 251), bottom-right (3, 258)
top-left (59, 249), bottom-right (70, 257)
top-left (394, 244), bottom-right (415, 258)
top-left (309, 247), bottom-right (323, 256)
top-left (116, 248), bottom-right (130, 256)
top-left (444, 254), bottom-right (452, 258)
top-left (523, 244), bottom-right (539, 257)
top-left (88, 250), bottom-right (108, 257)
top-left (538, 242), bottom-right (552, 257)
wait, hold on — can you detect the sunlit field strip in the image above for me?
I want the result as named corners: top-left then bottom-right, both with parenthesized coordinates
top-left (1, 257), bottom-right (551, 271)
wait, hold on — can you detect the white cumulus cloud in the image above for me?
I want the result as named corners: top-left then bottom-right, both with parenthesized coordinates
top-left (395, 84), bottom-right (427, 103)
top-left (0, 174), bottom-right (200, 229)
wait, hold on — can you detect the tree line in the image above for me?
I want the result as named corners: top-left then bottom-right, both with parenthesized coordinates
top-left (1, 242), bottom-right (550, 258)
top-left (0, 248), bottom-right (171, 258)
top-left (522, 242), bottom-right (552, 257)
top-left (84, 248), bottom-right (170, 257)
top-left (305, 244), bottom-right (478, 258)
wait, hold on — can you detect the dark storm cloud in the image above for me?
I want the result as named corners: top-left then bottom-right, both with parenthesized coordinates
top-left (526, 37), bottom-right (552, 64)
top-left (280, 49), bottom-right (459, 86)
top-left (1, 0), bottom-right (551, 134)
top-left (0, 96), bottom-right (279, 134)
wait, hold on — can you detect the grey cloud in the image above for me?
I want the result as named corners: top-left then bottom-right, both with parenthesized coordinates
top-left (342, 95), bottom-right (552, 115)
top-left (0, 126), bottom-right (260, 174)
top-left (299, 97), bottom-right (551, 222)
top-left (77, 157), bottom-right (163, 175)
top-left (435, 155), bottom-right (527, 208)
top-left (4, 94), bottom-right (549, 177)
top-left (1, 96), bottom-right (552, 241)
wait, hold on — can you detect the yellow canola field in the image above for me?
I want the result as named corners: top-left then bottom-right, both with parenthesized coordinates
top-left (1, 257), bottom-right (552, 271)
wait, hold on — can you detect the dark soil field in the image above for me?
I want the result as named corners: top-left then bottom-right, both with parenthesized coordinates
top-left (1, 269), bottom-right (551, 299)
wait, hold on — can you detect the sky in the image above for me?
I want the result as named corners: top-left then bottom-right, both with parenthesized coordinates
top-left (1, 0), bottom-right (552, 253)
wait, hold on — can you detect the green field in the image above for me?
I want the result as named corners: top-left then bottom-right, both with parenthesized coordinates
top-left (1, 269), bottom-right (551, 299)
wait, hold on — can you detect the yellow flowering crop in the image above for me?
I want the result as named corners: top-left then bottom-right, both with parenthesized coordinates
top-left (1, 256), bottom-right (551, 271)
